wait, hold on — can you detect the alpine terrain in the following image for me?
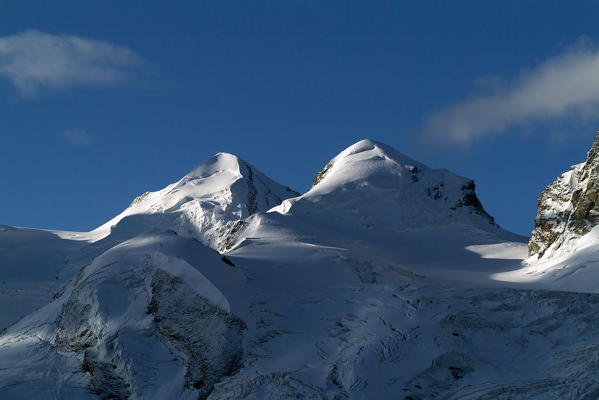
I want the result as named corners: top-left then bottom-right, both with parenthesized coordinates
top-left (3, 138), bottom-right (599, 399)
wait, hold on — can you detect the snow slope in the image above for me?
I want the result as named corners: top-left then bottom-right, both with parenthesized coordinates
top-left (495, 225), bottom-right (599, 292)
top-left (0, 225), bottom-right (101, 329)
top-left (210, 255), bottom-right (599, 400)
top-left (0, 231), bottom-right (247, 400)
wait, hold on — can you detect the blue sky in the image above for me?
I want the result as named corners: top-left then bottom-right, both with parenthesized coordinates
top-left (2, 1), bottom-right (599, 235)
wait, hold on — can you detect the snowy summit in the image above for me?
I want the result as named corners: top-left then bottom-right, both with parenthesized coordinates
top-left (274, 139), bottom-right (497, 229)
top-left (92, 152), bottom-right (299, 251)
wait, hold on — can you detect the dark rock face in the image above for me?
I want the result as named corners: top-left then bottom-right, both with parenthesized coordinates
top-left (450, 181), bottom-right (497, 226)
top-left (55, 285), bottom-right (99, 352)
top-left (219, 220), bottom-right (248, 252)
top-left (529, 132), bottom-right (599, 258)
top-left (83, 350), bottom-right (131, 400)
top-left (149, 269), bottom-right (246, 400)
top-left (312, 160), bottom-right (334, 187)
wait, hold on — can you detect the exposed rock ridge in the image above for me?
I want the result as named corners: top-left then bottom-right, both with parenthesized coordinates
top-left (529, 132), bottom-right (599, 258)
top-left (243, 161), bottom-right (259, 215)
top-left (312, 160), bottom-right (334, 187)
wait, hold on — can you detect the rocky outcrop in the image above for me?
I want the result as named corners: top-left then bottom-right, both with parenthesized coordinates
top-left (149, 269), bottom-right (246, 399)
top-left (529, 133), bottom-right (599, 258)
top-left (312, 160), bottom-right (334, 187)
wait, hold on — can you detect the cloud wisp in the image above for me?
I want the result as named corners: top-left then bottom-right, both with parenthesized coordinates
top-left (421, 42), bottom-right (599, 144)
top-left (62, 129), bottom-right (92, 147)
top-left (0, 30), bottom-right (142, 96)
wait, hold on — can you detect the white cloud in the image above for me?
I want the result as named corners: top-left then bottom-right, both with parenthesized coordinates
top-left (62, 129), bottom-right (92, 147)
top-left (0, 30), bottom-right (142, 95)
top-left (421, 42), bottom-right (599, 144)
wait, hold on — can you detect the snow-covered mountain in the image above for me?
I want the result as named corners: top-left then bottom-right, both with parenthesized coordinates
top-left (5, 138), bottom-right (599, 399)
top-left (293, 139), bottom-right (498, 230)
top-left (0, 152), bottom-right (297, 330)
top-left (92, 152), bottom-right (299, 251)
top-left (229, 139), bottom-right (526, 282)
top-left (0, 150), bottom-right (300, 399)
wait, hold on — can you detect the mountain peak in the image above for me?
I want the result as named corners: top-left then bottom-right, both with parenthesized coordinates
top-left (312, 139), bottom-right (426, 190)
top-left (185, 152), bottom-right (244, 180)
top-left (91, 152), bottom-right (298, 250)
top-left (277, 139), bottom-right (497, 231)
top-left (337, 139), bottom-right (423, 166)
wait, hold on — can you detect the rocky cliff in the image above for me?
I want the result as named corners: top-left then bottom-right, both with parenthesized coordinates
top-left (529, 132), bottom-right (599, 258)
